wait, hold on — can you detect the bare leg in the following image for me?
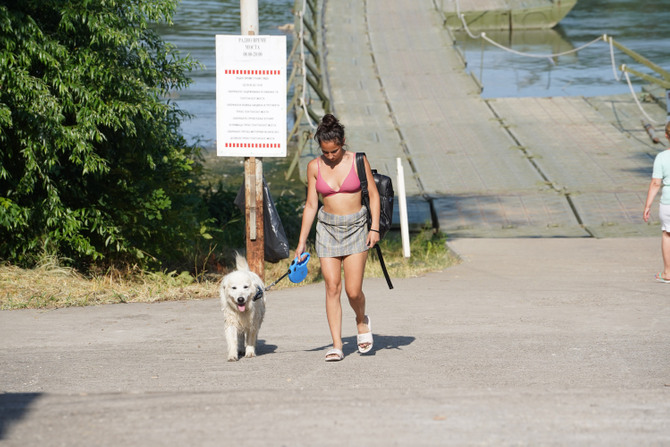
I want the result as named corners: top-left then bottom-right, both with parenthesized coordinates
top-left (320, 257), bottom-right (344, 354)
top-left (343, 251), bottom-right (371, 349)
top-left (662, 231), bottom-right (670, 280)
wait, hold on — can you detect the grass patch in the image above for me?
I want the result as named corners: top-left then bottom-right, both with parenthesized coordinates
top-left (0, 257), bottom-right (216, 310)
top-left (1, 144), bottom-right (460, 310)
top-left (365, 228), bottom-right (458, 278)
top-left (1, 229), bottom-right (459, 310)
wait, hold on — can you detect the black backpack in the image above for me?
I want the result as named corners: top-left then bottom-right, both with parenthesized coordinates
top-left (356, 152), bottom-right (394, 289)
top-left (355, 153), bottom-right (394, 238)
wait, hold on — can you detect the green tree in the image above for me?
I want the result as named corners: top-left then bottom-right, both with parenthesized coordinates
top-left (0, 0), bottom-right (208, 270)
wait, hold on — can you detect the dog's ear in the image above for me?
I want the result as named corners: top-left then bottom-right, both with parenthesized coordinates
top-left (219, 275), bottom-right (229, 311)
top-left (221, 275), bottom-right (230, 293)
top-left (249, 271), bottom-right (264, 289)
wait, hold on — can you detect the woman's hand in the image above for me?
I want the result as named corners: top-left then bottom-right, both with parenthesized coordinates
top-left (366, 229), bottom-right (381, 248)
top-left (295, 242), bottom-right (306, 260)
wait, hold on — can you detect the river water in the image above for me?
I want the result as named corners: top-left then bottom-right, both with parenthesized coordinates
top-left (453, 0), bottom-right (670, 98)
top-left (160, 0), bottom-right (670, 145)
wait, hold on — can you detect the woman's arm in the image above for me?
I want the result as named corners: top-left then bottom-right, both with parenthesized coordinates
top-left (296, 159), bottom-right (319, 258)
top-left (644, 178), bottom-right (662, 222)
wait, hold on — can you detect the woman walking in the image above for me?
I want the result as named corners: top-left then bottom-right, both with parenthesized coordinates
top-left (295, 114), bottom-right (381, 361)
top-left (643, 122), bottom-right (670, 283)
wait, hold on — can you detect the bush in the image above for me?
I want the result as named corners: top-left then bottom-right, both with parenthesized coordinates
top-left (0, 0), bottom-right (208, 271)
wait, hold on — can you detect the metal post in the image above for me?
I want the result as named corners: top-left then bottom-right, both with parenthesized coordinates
top-left (397, 158), bottom-right (411, 258)
top-left (241, 0), bottom-right (264, 279)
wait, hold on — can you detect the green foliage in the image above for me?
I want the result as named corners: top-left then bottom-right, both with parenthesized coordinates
top-left (0, 0), bottom-right (208, 270)
top-left (201, 181), bottom-right (245, 250)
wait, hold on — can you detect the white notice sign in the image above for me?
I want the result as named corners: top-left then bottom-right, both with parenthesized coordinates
top-left (216, 35), bottom-right (287, 157)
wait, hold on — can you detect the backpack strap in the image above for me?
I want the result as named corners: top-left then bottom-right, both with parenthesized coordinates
top-left (356, 152), bottom-right (371, 229)
top-left (375, 244), bottom-right (394, 289)
top-left (356, 152), bottom-right (369, 218)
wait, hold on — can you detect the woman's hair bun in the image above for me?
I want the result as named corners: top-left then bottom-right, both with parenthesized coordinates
top-left (320, 114), bottom-right (339, 128)
top-left (315, 114), bottom-right (345, 146)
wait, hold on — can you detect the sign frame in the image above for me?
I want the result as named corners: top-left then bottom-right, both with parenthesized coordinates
top-left (216, 34), bottom-right (287, 157)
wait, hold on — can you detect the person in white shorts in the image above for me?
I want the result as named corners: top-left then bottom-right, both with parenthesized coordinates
top-left (644, 121), bottom-right (670, 283)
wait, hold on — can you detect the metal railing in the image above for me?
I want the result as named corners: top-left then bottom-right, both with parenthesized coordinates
top-left (284, 0), bottom-right (331, 181)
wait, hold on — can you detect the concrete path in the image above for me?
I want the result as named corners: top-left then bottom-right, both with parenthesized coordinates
top-left (1, 237), bottom-right (669, 445)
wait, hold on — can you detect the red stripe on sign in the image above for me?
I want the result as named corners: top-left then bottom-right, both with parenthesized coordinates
top-left (225, 69), bottom-right (286, 75)
top-left (224, 143), bottom-right (284, 149)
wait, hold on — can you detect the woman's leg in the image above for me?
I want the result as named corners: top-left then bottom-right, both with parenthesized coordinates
top-left (320, 257), bottom-right (344, 351)
top-left (662, 231), bottom-right (670, 279)
top-left (342, 251), bottom-right (371, 346)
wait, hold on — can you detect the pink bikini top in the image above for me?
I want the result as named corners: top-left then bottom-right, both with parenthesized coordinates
top-left (315, 156), bottom-right (361, 197)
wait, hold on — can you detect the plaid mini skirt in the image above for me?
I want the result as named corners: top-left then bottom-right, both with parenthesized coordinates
top-left (316, 206), bottom-right (368, 258)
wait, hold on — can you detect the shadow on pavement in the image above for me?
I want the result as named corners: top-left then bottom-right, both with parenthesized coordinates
top-left (0, 393), bottom-right (42, 439)
top-left (309, 334), bottom-right (416, 356)
top-left (255, 339), bottom-right (279, 356)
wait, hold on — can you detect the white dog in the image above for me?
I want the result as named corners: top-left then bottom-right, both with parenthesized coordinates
top-left (219, 253), bottom-right (266, 361)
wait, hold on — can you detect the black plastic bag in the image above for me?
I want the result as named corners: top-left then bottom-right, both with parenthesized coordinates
top-left (234, 178), bottom-right (290, 263)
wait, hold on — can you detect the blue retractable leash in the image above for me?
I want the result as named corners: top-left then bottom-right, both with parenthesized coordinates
top-left (253, 253), bottom-right (311, 301)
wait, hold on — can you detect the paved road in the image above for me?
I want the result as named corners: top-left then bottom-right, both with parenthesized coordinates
top-left (2, 237), bottom-right (669, 445)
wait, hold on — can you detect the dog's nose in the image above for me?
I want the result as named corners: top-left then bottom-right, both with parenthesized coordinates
top-left (236, 297), bottom-right (245, 304)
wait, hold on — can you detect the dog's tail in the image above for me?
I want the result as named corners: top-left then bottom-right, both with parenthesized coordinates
top-left (235, 252), bottom-right (250, 272)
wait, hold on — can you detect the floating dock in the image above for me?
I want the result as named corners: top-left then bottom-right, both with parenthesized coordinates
top-left (436, 0), bottom-right (579, 30)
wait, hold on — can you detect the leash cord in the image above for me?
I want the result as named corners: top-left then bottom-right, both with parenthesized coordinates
top-left (253, 270), bottom-right (289, 300)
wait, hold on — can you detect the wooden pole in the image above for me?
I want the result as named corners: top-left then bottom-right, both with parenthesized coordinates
top-left (241, 0), bottom-right (264, 280)
top-left (244, 157), bottom-right (264, 278)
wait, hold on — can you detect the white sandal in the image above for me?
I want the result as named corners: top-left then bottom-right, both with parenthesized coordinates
top-left (325, 348), bottom-right (344, 362)
top-left (357, 315), bottom-right (373, 354)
